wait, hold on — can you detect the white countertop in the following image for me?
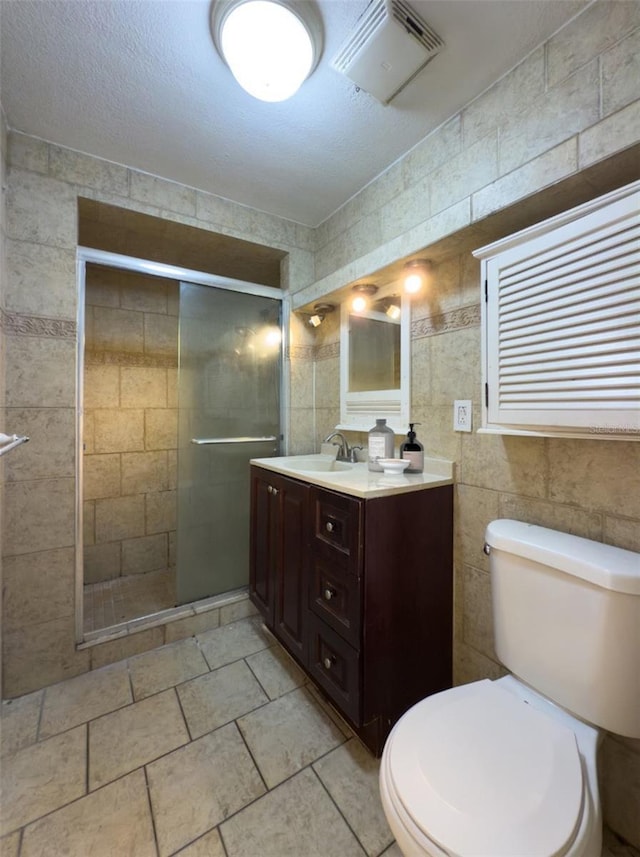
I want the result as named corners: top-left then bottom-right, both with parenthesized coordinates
top-left (250, 455), bottom-right (454, 499)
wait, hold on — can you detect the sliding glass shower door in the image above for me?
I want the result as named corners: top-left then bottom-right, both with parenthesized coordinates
top-left (176, 282), bottom-right (281, 605)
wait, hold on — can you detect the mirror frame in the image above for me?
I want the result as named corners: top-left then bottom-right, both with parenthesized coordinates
top-left (337, 288), bottom-right (410, 433)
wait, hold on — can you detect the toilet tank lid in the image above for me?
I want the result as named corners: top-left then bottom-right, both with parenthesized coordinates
top-left (486, 519), bottom-right (640, 595)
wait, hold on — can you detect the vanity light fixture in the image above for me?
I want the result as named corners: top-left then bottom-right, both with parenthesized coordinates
top-left (351, 284), bottom-right (378, 313)
top-left (403, 259), bottom-right (434, 294)
top-left (307, 302), bottom-right (335, 327)
top-left (384, 300), bottom-right (402, 321)
top-left (211, 0), bottom-right (323, 102)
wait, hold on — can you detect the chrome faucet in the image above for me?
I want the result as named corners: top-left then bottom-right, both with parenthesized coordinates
top-left (322, 431), bottom-right (350, 462)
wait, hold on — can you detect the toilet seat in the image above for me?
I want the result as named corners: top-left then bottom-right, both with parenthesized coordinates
top-left (384, 680), bottom-right (585, 857)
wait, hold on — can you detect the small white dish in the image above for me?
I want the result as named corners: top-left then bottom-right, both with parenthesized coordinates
top-left (378, 458), bottom-right (410, 474)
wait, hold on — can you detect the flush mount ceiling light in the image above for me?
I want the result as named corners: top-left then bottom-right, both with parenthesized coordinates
top-left (307, 302), bottom-right (335, 327)
top-left (351, 284), bottom-right (378, 313)
top-left (403, 259), bottom-right (433, 294)
top-left (212, 0), bottom-right (323, 102)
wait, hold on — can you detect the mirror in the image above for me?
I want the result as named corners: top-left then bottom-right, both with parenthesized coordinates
top-left (339, 291), bottom-right (410, 432)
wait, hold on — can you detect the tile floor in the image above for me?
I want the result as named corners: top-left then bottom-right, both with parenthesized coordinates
top-left (83, 568), bottom-right (176, 633)
top-left (1, 616), bottom-right (639, 857)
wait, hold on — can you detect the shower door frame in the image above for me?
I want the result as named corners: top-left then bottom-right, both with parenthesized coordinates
top-left (75, 246), bottom-right (289, 644)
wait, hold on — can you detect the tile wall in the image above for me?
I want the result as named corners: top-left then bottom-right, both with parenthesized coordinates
top-left (83, 266), bottom-right (178, 588)
top-left (1, 0), bottom-right (639, 847)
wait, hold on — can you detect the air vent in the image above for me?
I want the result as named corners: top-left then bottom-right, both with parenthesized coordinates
top-left (331, 0), bottom-right (444, 104)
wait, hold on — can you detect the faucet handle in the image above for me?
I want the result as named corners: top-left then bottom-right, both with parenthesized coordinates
top-left (349, 445), bottom-right (363, 463)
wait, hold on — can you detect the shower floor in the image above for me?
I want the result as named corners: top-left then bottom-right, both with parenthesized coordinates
top-left (83, 569), bottom-right (177, 634)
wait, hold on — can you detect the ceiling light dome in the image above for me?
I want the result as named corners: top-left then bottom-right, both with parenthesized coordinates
top-left (212, 0), bottom-right (323, 102)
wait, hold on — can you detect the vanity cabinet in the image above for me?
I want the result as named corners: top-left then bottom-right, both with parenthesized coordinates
top-left (249, 464), bottom-right (453, 756)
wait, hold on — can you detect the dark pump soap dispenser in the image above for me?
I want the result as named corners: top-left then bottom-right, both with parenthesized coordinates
top-left (400, 423), bottom-right (424, 473)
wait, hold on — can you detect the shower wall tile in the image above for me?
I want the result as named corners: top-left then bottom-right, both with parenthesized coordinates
top-left (120, 367), bottom-right (167, 408)
top-left (119, 274), bottom-right (173, 313)
top-left (3, 478), bottom-right (75, 556)
top-left (83, 365), bottom-right (120, 409)
top-left (6, 169), bottom-right (76, 249)
top-left (145, 408), bottom-right (178, 450)
top-left (95, 494), bottom-right (146, 544)
top-left (83, 500), bottom-right (95, 546)
top-left (144, 314), bottom-right (178, 356)
top-left (3, 407), bottom-right (75, 482)
top-left (5, 335), bottom-right (76, 408)
top-left (130, 172), bottom-right (197, 218)
top-left (49, 145), bottom-right (129, 196)
top-left (93, 408), bottom-right (144, 453)
top-left (122, 534), bottom-right (168, 575)
top-left (84, 542), bottom-right (121, 584)
top-left (2, 547), bottom-right (76, 634)
top-left (5, 239), bottom-right (76, 319)
top-left (83, 453), bottom-right (121, 500)
top-left (91, 307), bottom-right (144, 353)
top-left (145, 491), bottom-right (177, 535)
top-left (121, 451), bottom-right (168, 494)
top-left (7, 132), bottom-right (49, 174)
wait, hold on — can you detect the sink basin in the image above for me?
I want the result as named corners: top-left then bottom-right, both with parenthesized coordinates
top-left (278, 456), bottom-right (355, 474)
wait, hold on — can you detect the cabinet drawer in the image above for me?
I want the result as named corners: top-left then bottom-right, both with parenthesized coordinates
top-left (310, 488), bottom-right (362, 561)
top-left (307, 613), bottom-right (360, 725)
top-left (309, 554), bottom-right (361, 648)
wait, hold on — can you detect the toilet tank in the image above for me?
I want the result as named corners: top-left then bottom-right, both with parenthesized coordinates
top-left (485, 519), bottom-right (640, 739)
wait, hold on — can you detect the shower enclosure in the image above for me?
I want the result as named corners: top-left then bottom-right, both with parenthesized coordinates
top-left (78, 251), bottom-right (283, 637)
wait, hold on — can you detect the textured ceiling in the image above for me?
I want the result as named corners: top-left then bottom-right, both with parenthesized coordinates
top-left (1, 0), bottom-right (589, 226)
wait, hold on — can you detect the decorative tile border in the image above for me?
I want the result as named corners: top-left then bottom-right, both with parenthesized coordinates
top-left (412, 303), bottom-right (481, 340)
top-left (286, 345), bottom-right (315, 361)
top-left (1, 308), bottom-right (77, 339)
top-left (315, 341), bottom-right (339, 361)
top-left (85, 349), bottom-right (177, 368)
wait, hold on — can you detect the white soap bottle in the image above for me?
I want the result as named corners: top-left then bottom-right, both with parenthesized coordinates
top-left (367, 418), bottom-right (394, 472)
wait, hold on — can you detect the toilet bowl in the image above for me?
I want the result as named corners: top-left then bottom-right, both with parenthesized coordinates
top-left (379, 519), bottom-right (640, 857)
top-left (380, 675), bottom-right (601, 857)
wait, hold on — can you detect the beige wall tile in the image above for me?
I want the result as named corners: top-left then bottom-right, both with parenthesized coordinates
top-left (130, 171), bottom-right (197, 217)
top-left (6, 169), bottom-right (76, 248)
top-left (144, 313), bottom-right (178, 355)
top-left (91, 306), bottom-right (143, 353)
top-left (603, 515), bottom-right (640, 553)
top-left (429, 325), bottom-right (481, 405)
top-left (122, 533), bottom-right (168, 574)
top-left (2, 547), bottom-right (75, 634)
top-left (49, 145), bottom-right (129, 195)
top-left (89, 689), bottom-right (189, 790)
top-left (546, 1), bottom-right (640, 88)
top-left (121, 367), bottom-right (167, 407)
top-left (5, 239), bottom-right (76, 318)
top-left (3, 616), bottom-right (90, 698)
top-left (547, 439), bottom-right (640, 518)
top-left (89, 625), bottom-right (165, 670)
top-left (460, 432), bottom-right (547, 498)
top-left (83, 541), bottom-right (121, 583)
top-left (453, 641), bottom-right (505, 686)
top-left (314, 212), bottom-right (382, 282)
top-left (84, 453), bottom-right (121, 500)
top-left (145, 408), bottom-right (178, 450)
top-left (454, 484), bottom-right (500, 574)
top-left (602, 27), bottom-right (640, 117)
top-left (401, 116), bottom-right (462, 190)
top-left (579, 100), bottom-right (640, 169)
top-left (219, 597), bottom-right (258, 625)
top-left (20, 769), bottom-right (157, 857)
top-left (0, 689), bottom-right (43, 757)
top-left (93, 408), bottom-right (144, 453)
top-left (3, 478), bottom-right (74, 556)
top-left (3, 407), bottom-right (75, 481)
top-left (121, 450), bottom-right (168, 494)
top-left (430, 133), bottom-right (499, 216)
top-left (85, 270), bottom-right (120, 308)
top-left (499, 62), bottom-right (599, 175)
top-left (145, 489), bottom-right (177, 534)
top-left (498, 494), bottom-right (603, 541)
top-left (461, 564), bottom-right (496, 661)
top-left (7, 132), bottom-right (49, 173)
top-left (379, 176), bottom-right (430, 243)
top-left (40, 661), bottom-right (132, 739)
top-left (83, 364), bottom-right (120, 409)
top-left (0, 725), bottom-right (86, 836)
top-left (5, 335), bottom-right (76, 407)
top-left (95, 494), bottom-right (145, 543)
top-left (472, 140), bottom-right (578, 221)
top-left (120, 274), bottom-right (173, 313)
top-left (83, 499), bottom-right (95, 545)
top-left (314, 355), bottom-right (339, 409)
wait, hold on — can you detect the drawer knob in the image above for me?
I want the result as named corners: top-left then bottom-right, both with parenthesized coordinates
top-left (323, 656), bottom-right (336, 670)
top-left (325, 521), bottom-right (334, 533)
top-left (323, 587), bottom-right (336, 601)
top-left (267, 485), bottom-right (273, 494)
top-left (272, 487), bottom-right (279, 496)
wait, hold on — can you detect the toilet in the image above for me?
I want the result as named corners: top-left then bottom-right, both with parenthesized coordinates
top-left (380, 519), bottom-right (640, 857)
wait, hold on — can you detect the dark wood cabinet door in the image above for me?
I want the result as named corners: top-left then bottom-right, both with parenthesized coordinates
top-left (249, 466), bottom-right (276, 627)
top-left (274, 476), bottom-right (309, 664)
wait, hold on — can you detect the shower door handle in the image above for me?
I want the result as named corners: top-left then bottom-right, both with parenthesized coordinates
top-left (191, 436), bottom-right (278, 445)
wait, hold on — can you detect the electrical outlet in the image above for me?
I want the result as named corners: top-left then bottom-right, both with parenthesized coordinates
top-left (454, 400), bottom-right (472, 432)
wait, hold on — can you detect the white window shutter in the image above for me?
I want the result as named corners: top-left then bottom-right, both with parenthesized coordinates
top-left (476, 181), bottom-right (640, 440)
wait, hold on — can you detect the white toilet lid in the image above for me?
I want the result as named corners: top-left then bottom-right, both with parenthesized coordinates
top-left (387, 680), bottom-right (585, 857)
